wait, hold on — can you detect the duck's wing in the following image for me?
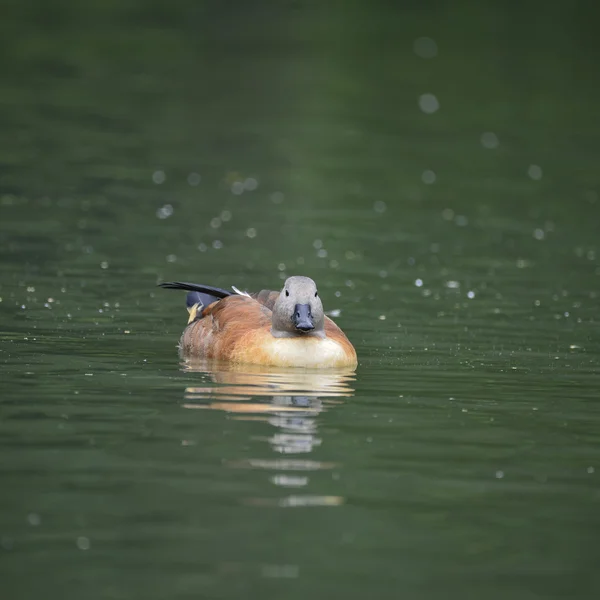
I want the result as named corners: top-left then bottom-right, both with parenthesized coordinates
top-left (181, 295), bottom-right (271, 360)
top-left (202, 294), bottom-right (271, 322)
top-left (249, 289), bottom-right (279, 311)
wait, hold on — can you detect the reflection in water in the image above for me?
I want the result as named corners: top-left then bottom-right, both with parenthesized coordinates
top-left (181, 360), bottom-right (355, 506)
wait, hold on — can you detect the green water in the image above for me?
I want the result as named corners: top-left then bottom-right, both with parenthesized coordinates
top-left (1, 2), bottom-right (599, 598)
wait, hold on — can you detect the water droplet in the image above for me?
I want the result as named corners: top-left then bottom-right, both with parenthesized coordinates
top-left (100, 261), bottom-right (109, 269)
top-left (27, 513), bottom-right (41, 526)
top-left (527, 164), bottom-right (543, 180)
top-left (317, 249), bottom-right (328, 258)
top-left (210, 217), bottom-right (221, 229)
top-left (533, 228), bottom-right (545, 240)
top-left (166, 254), bottom-right (177, 263)
top-left (197, 243), bottom-right (207, 252)
top-left (467, 290), bottom-right (475, 299)
top-left (415, 279), bottom-right (423, 287)
top-left (156, 204), bottom-right (173, 219)
top-left (246, 228), bottom-right (257, 239)
top-left (445, 281), bottom-right (460, 289)
top-left (313, 239), bottom-right (323, 249)
top-left (152, 170), bottom-right (165, 184)
top-left (243, 177), bottom-right (258, 191)
top-left (221, 210), bottom-right (232, 222)
top-left (373, 200), bottom-right (387, 213)
top-left (231, 181), bottom-right (244, 195)
top-left (421, 169), bottom-right (436, 184)
top-left (76, 536), bottom-right (91, 550)
top-left (212, 240), bottom-right (223, 249)
top-left (480, 132), bottom-right (499, 149)
top-left (418, 93), bottom-right (439, 114)
top-left (495, 470), bottom-right (504, 479)
top-left (413, 36), bottom-right (438, 58)
top-left (187, 172), bottom-right (201, 186)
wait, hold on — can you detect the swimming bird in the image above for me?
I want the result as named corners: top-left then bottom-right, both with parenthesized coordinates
top-left (159, 276), bottom-right (357, 369)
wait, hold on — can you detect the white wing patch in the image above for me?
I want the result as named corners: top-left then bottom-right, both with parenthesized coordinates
top-left (231, 285), bottom-right (251, 297)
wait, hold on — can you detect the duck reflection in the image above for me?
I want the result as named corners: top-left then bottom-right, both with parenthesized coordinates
top-left (180, 359), bottom-right (355, 507)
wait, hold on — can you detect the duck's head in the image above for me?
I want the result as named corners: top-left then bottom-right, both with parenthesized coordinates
top-left (271, 276), bottom-right (325, 338)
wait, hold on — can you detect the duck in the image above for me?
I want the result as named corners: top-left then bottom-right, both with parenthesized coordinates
top-left (159, 276), bottom-right (357, 369)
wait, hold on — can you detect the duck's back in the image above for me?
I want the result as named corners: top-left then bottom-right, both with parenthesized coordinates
top-left (180, 295), bottom-right (270, 361)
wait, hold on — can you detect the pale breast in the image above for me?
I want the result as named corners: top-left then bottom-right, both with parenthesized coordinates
top-left (269, 337), bottom-right (352, 368)
top-left (233, 334), bottom-right (355, 368)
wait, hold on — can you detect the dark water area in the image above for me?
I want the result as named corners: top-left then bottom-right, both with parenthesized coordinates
top-left (1, 1), bottom-right (599, 598)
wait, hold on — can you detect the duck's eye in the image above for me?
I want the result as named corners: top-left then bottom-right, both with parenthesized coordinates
top-left (285, 290), bottom-right (289, 297)
top-left (315, 291), bottom-right (318, 297)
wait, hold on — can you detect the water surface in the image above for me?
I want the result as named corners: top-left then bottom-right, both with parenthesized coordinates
top-left (1, 2), bottom-right (599, 599)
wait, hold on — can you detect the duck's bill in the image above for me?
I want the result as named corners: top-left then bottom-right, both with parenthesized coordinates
top-left (293, 303), bottom-right (314, 331)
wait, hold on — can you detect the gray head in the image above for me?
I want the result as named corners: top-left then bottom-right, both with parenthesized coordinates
top-left (271, 276), bottom-right (325, 338)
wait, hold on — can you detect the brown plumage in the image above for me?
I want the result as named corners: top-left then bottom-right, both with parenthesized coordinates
top-left (161, 276), bottom-right (358, 369)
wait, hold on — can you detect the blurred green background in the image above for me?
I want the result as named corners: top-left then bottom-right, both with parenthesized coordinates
top-left (1, 1), bottom-right (599, 599)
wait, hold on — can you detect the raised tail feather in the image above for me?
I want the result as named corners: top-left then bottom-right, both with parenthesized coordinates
top-left (159, 281), bottom-right (235, 319)
top-left (158, 281), bottom-right (233, 298)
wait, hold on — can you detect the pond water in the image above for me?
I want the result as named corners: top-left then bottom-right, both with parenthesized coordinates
top-left (1, 2), bottom-right (599, 599)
